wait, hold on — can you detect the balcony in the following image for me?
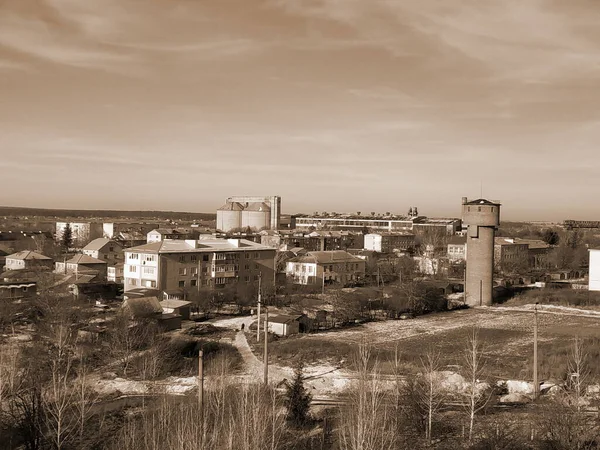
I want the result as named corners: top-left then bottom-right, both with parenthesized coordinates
top-left (211, 271), bottom-right (236, 278)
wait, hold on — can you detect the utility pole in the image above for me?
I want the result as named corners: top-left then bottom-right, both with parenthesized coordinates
top-left (198, 350), bottom-right (204, 426)
top-left (257, 273), bottom-right (262, 342)
top-left (263, 306), bottom-right (269, 385)
top-left (533, 303), bottom-right (539, 399)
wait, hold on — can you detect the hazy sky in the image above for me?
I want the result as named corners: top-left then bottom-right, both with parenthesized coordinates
top-left (1, 0), bottom-right (600, 221)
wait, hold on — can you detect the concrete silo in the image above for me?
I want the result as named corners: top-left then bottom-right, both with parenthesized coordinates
top-left (216, 202), bottom-right (243, 232)
top-left (241, 202), bottom-right (270, 231)
top-left (462, 197), bottom-right (501, 306)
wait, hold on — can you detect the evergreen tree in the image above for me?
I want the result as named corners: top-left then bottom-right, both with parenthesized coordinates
top-left (284, 362), bottom-right (312, 426)
top-left (61, 223), bottom-right (73, 252)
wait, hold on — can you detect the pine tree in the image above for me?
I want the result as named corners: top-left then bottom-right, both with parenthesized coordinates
top-left (62, 223), bottom-right (73, 252)
top-left (284, 362), bottom-right (312, 426)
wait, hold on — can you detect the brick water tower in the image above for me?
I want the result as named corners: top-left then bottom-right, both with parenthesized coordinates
top-left (462, 197), bottom-right (501, 306)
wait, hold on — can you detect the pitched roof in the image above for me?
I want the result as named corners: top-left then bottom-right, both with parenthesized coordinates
top-left (67, 254), bottom-right (107, 265)
top-left (464, 198), bottom-right (501, 206)
top-left (6, 250), bottom-right (51, 261)
top-left (123, 296), bottom-right (163, 318)
top-left (83, 238), bottom-right (120, 252)
top-left (268, 314), bottom-right (303, 324)
top-left (290, 250), bottom-right (363, 264)
top-left (160, 299), bottom-right (192, 309)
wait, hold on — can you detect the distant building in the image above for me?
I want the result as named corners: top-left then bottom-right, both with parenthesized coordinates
top-left (56, 222), bottom-right (104, 247)
top-left (103, 222), bottom-right (159, 239)
top-left (260, 230), bottom-right (364, 252)
top-left (285, 250), bottom-right (366, 286)
top-left (82, 238), bottom-right (124, 264)
top-left (216, 196), bottom-right (281, 232)
top-left (447, 235), bottom-right (467, 262)
top-left (147, 228), bottom-right (200, 243)
top-left (494, 238), bottom-right (531, 272)
top-left (5, 250), bottom-right (53, 271)
top-left (294, 213), bottom-right (461, 234)
top-left (0, 276), bottom-right (36, 300)
top-left (267, 314), bottom-right (306, 336)
top-left (160, 299), bottom-right (192, 320)
top-left (363, 233), bottom-right (415, 254)
top-left (123, 238), bottom-right (276, 293)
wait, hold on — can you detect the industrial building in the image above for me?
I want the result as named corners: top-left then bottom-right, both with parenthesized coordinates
top-left (462, 197), bottom-right (501, 306)
top-left (216, 196), bottom-right (281, 232)
top-left (294, 213), bottom-right (461, 234)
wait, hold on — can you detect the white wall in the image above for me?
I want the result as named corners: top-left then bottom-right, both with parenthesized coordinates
top-left (589, 250), bottom-right (600, 291)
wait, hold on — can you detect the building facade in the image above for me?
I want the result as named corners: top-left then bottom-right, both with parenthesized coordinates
top-left (4, 251), bottom-right (53, 271)
top-left (447, 236), bottom-right (467, 262)
top-left (286, 250), bottom-right (366, 286)
top-left (82, 238), bottom-right (124, 265)
top-left (363, 233), bottom-right (416, 253)
top-left (123, 238), bottom-right (276, 292)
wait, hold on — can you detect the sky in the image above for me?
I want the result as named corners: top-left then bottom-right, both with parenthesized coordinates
top-left (1, 0), bottom-right (600, 221)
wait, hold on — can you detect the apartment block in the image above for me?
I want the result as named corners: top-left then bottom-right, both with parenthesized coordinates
top-left (123, 238), bottom-right (276, 292)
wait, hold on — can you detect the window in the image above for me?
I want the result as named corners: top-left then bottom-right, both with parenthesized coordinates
top-left (202, 267), bottom-right (208, 273)
top-left (191, 279), bottom-right (197, 287)
top-left (179, 267), bottom-right (187, 276)
top-left (128, 279), bottom-right (138, 286)
top-left (145, 254), bottom-right (156, 262)
top-left (191, 267), bottom-right (198, 275)
top-left (191, 255), bottom-right (197, 262)
top-left (245, 253), bottom-right (250, 259)
top-left (254, 263), bottom-right (259, 270)
top-left (215, 277), bottom-right (226, 285)
top-left (255, 252), bottom-right (260, 258)
top-left (254, 275), bottom-right (259, 281)
top-left (244, 276), bottom-right (250, 282)
top-left (129, 253), bottom-right (139, 260)
top-left (179, 255), bottom-right (186, 263)
top-left (179, 280), bottom-right (185, 288)
top-left (245, 264), bottom-right (250, 270)
top-left (142, 267), bottom-right (155, 275)
top-left (129, 265), bottom-right (137, 273)
top-left (203, 255), bottom-right (209, 261)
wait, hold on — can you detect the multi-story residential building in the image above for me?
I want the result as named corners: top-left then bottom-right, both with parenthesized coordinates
top-left (123, 238), bottom-right (276, 292)
top-left (363, 233), bottom-right (415, 254)
top-left (286, 250), bottom-right (366, 286)
top-left (82, 238), bottom-right (123, 265)
top-left (294, 213), bottom-right (461, 235)
top-left (55, 222), bottom-right (104, 247)
top-left (447, 236), bottom-right (467, 262)
top-left (4, 250), bottom-right (53, 271)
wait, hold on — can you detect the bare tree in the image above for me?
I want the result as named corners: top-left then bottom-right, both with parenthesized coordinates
top-left (338, 344), bottom-right (397, 450)
top-left (461, 328), bottom-right (490, 443)
top-left (567, 336), bottom-right (588, 412)
top-left (417, 348), bottom-right (445, 444)
top-left (73, 351), bottom-right (98, 441)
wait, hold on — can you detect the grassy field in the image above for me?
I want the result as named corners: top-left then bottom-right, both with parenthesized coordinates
top-left (250, 303), bottom-right (600, 383)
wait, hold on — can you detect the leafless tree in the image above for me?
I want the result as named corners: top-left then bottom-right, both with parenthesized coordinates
top-left (567, 336), bottom-right (588, 412)
top-left (73, 350), bottom-right (97, 441)
top-left (338, 343), bottom-right (397, 450)
top-left (0, 342), bottom-right (21, 412)
top-left (417, 348), bottom-right (445, 443)
top-left (461, 328), bottom-right (490, 443)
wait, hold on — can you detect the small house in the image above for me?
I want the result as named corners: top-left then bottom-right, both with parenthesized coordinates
top-left (160, 299), bottom-right (192, 320)
top-left (267, 314), bottom-right (306, 336)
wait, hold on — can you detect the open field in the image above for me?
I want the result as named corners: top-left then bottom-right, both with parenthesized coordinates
top-left (245, 305), bottom-right (600, 383)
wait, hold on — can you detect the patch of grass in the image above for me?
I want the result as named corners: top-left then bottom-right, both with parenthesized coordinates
top-left (508, 288), bottom-right (600, 309)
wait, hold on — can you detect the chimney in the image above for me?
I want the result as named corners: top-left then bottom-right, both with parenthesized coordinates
top-left (462, 197), bottom-right (468, 205)
top-left (227, 238), bottom-right (241, 247)
top-left (185, 239), bottom-right (198, 248)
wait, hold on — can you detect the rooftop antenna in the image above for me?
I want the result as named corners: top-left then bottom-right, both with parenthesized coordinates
top-left (480, 180), bottom-right (483, 199)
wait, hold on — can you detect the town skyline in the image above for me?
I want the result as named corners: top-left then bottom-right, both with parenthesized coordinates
top-left (2, 0), bottom-right (599, 221)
